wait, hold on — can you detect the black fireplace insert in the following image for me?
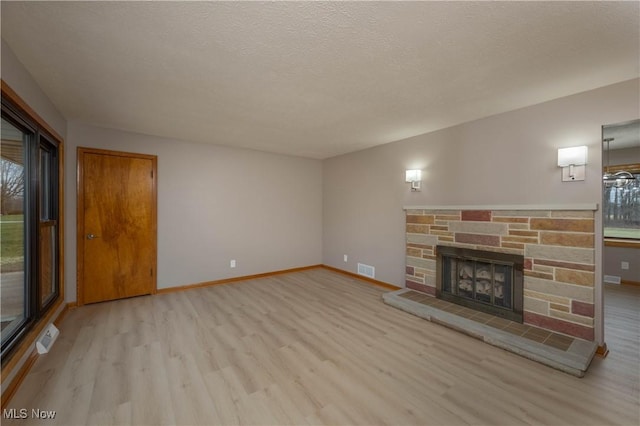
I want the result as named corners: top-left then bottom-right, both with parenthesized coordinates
top-left (436, 245), bottom-right (524, 323)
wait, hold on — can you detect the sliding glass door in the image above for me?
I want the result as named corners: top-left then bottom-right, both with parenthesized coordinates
top-left (0, 117), bottom-right (29, 349)
top-left (1, 105), bottom-right (60, 359)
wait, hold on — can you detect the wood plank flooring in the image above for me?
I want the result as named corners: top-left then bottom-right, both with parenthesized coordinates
top-left (4, 269), bottom-right (639, 425)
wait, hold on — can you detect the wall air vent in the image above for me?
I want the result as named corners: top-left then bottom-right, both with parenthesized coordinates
top-left (604, 275), bottom-right (621, 284)
top-left (357, 263), bottom-right (375, 279)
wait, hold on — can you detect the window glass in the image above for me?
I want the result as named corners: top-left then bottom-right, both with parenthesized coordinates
top-left (1, 103), bottom-right (61, 360)
top-left (604, 173), bottom-right (640, 239)
top-left (39, 138), bottom-right (58, 308)
top-left (40, 225), bottom-right (56, 307)
top-left (0, 117), bottom-right (28, 347)
top-left (40, 148), bottom-right (51, 220)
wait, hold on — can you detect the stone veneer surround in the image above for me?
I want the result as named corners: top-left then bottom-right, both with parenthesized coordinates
top-left (404, 205), bottom-right (597, 341)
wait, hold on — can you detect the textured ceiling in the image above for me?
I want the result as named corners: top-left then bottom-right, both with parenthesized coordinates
top-left (1, 2), bottom-right (639, 159)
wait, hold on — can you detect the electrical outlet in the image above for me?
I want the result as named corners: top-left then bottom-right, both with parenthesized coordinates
top-left (230, 259), bottom-right (236, 268)
top-left (621, 261), bottom-right (629, 270)
top-left (344, 254), bottom-right (348, 262)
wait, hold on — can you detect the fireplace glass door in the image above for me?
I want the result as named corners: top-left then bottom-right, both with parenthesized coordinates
top-left (438, 246), bottom-right (523, 322)
top-left (445, 258), bottom-right (513, 307)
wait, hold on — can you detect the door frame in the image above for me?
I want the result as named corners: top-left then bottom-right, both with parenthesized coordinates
top-left (76, 147), bottom-right (158, 306)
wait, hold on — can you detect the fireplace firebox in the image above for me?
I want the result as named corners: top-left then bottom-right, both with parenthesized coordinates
top-left (436, 246), bottom-right (524, 323)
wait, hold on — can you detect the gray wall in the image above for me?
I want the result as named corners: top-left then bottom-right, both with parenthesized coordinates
top-left (323, 78), bottom-right (640, 287)
top-left (604, 246), bottom-right (640, 283)
top-left (65, 122), bottom-right (323, 299)
top-left (0, 38), bottom-right (69, 394)
top-left (3, 33), bottom-right (639, 344)
top-left (609, 146), bottom-right (640, 165)
top-left (1, 39), bottom-right (67, 138)
top-left (3, 37), bottom-right (323, 302)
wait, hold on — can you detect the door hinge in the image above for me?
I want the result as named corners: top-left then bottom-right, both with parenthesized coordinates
top-left (150, 268), bottom-right (153, 277)
top-left (151, 170), bottom-right (154, 178)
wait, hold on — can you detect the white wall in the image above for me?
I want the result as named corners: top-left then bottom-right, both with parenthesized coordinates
top-left (65, 122), bottom-right (323, 299)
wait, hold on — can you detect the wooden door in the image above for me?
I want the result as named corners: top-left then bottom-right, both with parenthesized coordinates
top-left (77, 148), bottom-right (157, 305)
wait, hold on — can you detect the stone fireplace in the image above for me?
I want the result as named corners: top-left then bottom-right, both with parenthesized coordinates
top-left (405, 206), bottom-right (597, 341)
top-left (436, 245), bottom-right (524, 323)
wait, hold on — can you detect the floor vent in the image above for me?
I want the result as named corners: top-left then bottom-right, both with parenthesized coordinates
top-left (604, 275), bottom-right (621, 284)
top-left (36, 323), bottom-right (60, 354)
top-left (357, 263), bottom-right (375, 279)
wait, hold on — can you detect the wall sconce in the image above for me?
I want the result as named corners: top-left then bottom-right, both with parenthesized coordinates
top-left (405, 169), bottom-right (422, 191)
top-left (557, 146), bottom-right (587, 182)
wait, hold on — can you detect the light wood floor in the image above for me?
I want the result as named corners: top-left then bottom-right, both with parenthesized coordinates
top-left (4, 269), bottom-right (639, 425)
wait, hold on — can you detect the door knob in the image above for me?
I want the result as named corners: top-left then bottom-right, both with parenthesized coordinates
top-left (87, 234), bottom-right (101, 240)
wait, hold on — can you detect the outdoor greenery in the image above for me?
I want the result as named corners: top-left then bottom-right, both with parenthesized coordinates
top-left (604, 227), bottom-right (640, 239)
top-left (1, 214), bottom-right (24, 273)
top-left (1, 158), bottom-right (25, 215)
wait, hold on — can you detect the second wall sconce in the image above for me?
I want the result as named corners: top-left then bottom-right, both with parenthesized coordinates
top-left (405, 169), bottom-right (422, 191)
top-left (557, 146), bottom-right (587, 182)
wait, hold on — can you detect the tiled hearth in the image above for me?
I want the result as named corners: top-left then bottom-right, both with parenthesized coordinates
top-left (403, 205), bottom-right (597, 341)
top-left (399, 289), bottom-right (575, 351)
top-left (383, 288), bottom-right (597, 377)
